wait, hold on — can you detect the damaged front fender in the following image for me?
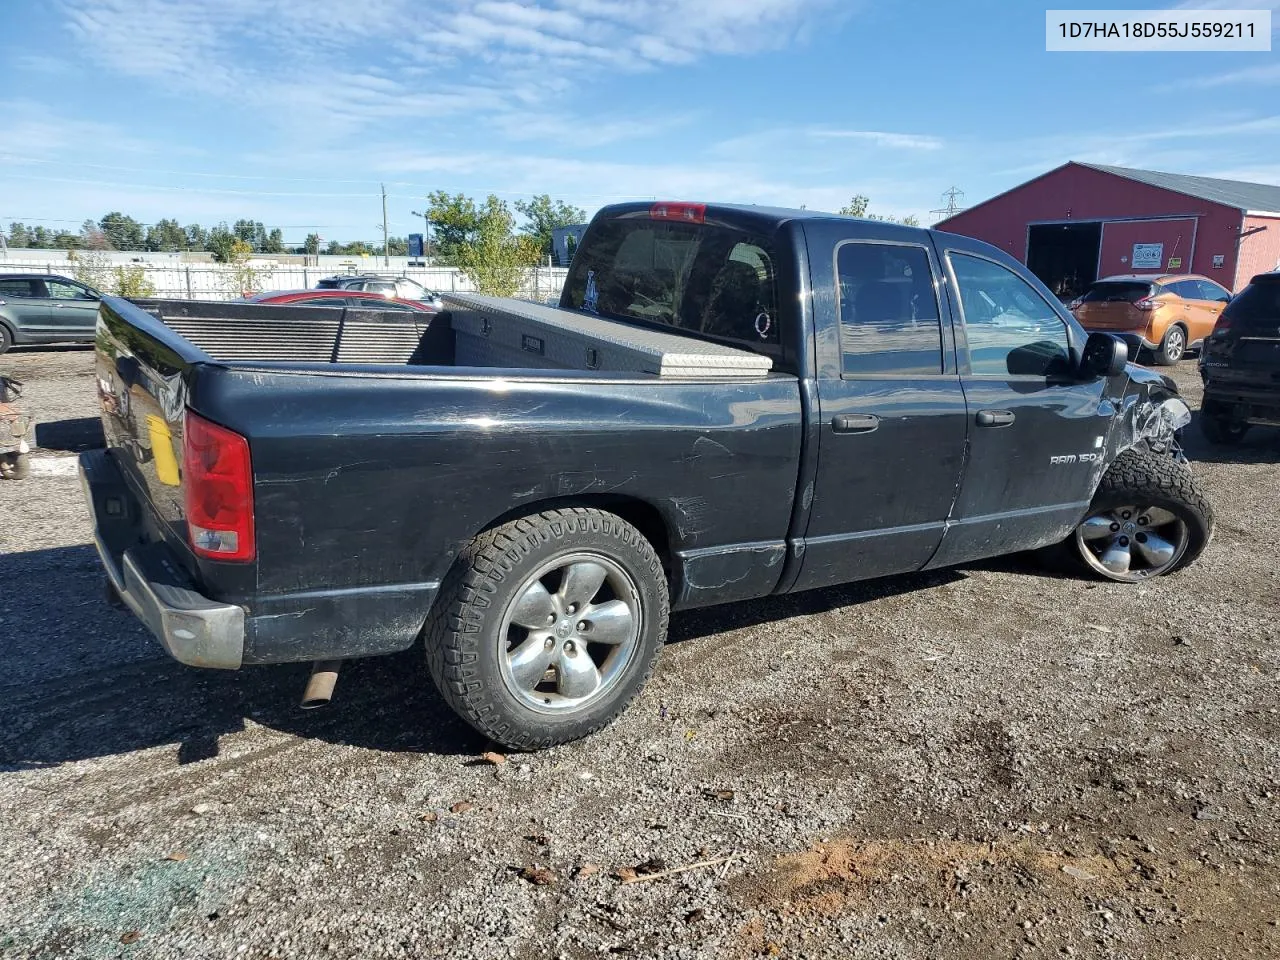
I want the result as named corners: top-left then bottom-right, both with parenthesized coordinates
top-left (1109, 366), bottom-right (1192, 464)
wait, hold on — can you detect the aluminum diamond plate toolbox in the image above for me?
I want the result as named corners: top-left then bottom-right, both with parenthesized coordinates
top-left (445, 293), bottom-right (773, 378)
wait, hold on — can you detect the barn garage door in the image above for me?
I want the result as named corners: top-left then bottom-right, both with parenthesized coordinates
top-left (1099, 218), bottom-right (1197, 277)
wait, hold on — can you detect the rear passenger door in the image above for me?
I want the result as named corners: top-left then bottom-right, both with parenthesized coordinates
top-left (793, 227), bottom-right (969, 591)
top-left (0, 277), bottom-right (52, 340)
top-left (927, 240), bottom-right (1111, 568)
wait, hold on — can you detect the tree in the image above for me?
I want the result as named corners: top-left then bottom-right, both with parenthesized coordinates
top-left (513, 195), bottom-right (586, 258)
top-left (303, 233), bottom-right (321, 255)
top-left (52, 231), bottom-right (81, 250)
top-left (80, 219), bottom-right (110, 250)
top-left (838, 195), bottom-right (920, 227)
top-left (185, 224), bottom-right (209, 250)
top-left (424, 191), bottom-right (481, 264)
top-left (207, 224), bottom-right (237, 263)
top-left (263, 228), bottom-right (284, 254)
top-left (383, 237), bottom-right (408, 257)
top-left (146, 218), bottom-right (187, 251)
top-left (99, 211), bottom-right (145, 251)
top-left (29, 226), bottom-right (51, 248)
top-left (457, 195), bottom-right (540, 297)
top-left (7, 223), bottom-right (30, 248)
top-left (67, 248), bottom-right (114, 291)
top-left (112, 265), bottom-right (156, 297)
top-left (221, 238), bottom-right (270, 296)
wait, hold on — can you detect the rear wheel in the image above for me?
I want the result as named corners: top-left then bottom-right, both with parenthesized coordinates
top-left (1068, 449), bottom-right (1212, 582)
top-left (425, 508), bottom-right (669, 750)
top-left (1154, 325), bottom-right (1186, 365)
top-left (0, 325), bottom-right (12, 355)
top-left (1199, 407), bottom-right (1249, 445)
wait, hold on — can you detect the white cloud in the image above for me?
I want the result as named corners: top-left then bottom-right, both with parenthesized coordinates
top-left (1159, 62), bottom-right (1280, 90)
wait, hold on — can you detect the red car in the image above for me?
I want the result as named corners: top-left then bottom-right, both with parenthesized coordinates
top-left (244, 289), bottom-right (437, 312)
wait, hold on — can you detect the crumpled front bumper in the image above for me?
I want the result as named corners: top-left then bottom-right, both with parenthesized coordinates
top-left (79, 449), bottom-right (244, 670)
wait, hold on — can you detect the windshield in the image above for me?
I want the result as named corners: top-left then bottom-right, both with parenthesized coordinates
top-left (1080, 281), bottom-right (1153, 303)
top-left (1221, 277), bottom-right (1280, 330)
top-left (562, 217), bottom-right (781, 357)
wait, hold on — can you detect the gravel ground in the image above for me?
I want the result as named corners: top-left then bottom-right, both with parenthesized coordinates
top-left (0, 349), bottom-right (1277, 960)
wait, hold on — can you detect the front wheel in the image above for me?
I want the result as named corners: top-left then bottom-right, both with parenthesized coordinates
top-left (1068, 449), bottom-right (1213, 582)
top-left (425, 508), bottom-right (669, 750)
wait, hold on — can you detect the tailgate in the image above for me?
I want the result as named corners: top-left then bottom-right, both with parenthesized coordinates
top-left (1076, 301), bottom-right (1146, 330)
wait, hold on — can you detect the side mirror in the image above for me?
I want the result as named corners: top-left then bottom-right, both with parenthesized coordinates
top-left (1080, 332), bottom-right (1127, 379)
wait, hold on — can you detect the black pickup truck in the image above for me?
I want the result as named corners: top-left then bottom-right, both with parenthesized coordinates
top-left (80, 202), bottom-right (1213, 749)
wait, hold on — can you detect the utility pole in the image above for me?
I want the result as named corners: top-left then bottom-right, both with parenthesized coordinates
top-left (381, 183), bottom-right (390, 267)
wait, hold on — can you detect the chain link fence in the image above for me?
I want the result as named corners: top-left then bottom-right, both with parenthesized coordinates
top-left (0, 261), bottom-right (569, 304)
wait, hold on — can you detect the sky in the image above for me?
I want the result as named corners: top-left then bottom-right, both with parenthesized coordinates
top-left (1, 0), bottom-right (1279, 245)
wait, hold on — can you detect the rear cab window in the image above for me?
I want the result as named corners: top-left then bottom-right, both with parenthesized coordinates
top-left (562, 213), bottom-right (782, 364)
top-left (1221, 277), bottom-right (1280, 331)
top-left (1081, 282), bottom-right (1153, 303)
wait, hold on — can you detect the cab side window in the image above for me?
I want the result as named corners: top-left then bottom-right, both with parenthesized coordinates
top-left (46, 279), bottom-right (94, 300)
top-left (1195, 279), bottom-right (1231, 303)
top-left (949, 253), bottom-right (1070, 377)
top-left (837, 242), bottom-right (943, 376)
top-left (0, 279), bottom-right (36, 297)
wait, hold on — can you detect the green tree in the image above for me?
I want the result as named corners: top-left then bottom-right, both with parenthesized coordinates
top-left (145, 218), bottom-right (187, 251)
top-left (185, 224), bottom-right (209, 250)
top-left (221, 238), bottom-right (270, 296)
top-left (52, 231), bottom-right (81, 250)
top-left (67, 248), bottom-right (114, 290)
top-left (303, 233), bottom-right (321, 255)
top-left (383, 237), bottom-right (408, 257)
top-left (29, 226), bottom-right (51, 248)
top-left (457, 195), bottom-right (540, 297)
top-left (263, 228), bottom-right (284, 254)
top-left (424, 191), bottom-right (481, 264)
top-left (7, 222), bottom-right (30, 247)
top-left (99, 212), bottom-right (145, 251)
top-left (838, 195), bottom-right (920, 226)
top-left (513, 194), bottom-right (586, 258)
top-left (112, 265), bottom-right (156, 297)
top-left (207, 224), bottom-right (237, 263)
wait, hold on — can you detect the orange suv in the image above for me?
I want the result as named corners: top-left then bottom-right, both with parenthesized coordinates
top-left (1070, 274), bottom-right (1232, 365)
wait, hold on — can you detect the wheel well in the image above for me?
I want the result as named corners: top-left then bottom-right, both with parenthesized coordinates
top-left (480, 495), bottom-right (674, 579)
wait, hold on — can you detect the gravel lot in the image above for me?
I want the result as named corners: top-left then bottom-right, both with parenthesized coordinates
top-left (0, 347), bottom-right (1277, 960)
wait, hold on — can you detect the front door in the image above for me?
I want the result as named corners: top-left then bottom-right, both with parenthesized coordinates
top-left (928, 241), bottom-right (1112, 568)
top-left (43, 278), bottom-right (101, 338)
top-left (794, 231), bottom-right (968, 591)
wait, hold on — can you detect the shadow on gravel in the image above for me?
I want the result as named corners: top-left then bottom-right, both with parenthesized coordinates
top-left (0, 546), bottom-right (479, 772)
top-left (668, 568), bottom-right (967, 644)
top-left (34, 417), bottom-right (105, 453)
top-left (1179, 411), bottom-right (1280, 465)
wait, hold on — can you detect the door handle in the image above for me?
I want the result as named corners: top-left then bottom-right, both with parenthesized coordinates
top-left (831, 414), bottom-right (880, 434)
top-left (975, 409), bottom-right (1016, 428)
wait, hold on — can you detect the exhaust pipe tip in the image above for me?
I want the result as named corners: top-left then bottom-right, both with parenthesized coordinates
top-left (300, 660), bottom-right (342, 709)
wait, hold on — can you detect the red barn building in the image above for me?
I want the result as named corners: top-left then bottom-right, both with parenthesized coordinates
top-left (935, 162), bottom-right (1280, 298)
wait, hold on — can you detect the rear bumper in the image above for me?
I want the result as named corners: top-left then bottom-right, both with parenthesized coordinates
top-left (79, 449), bottom-right (245, 670)
top-left (1084, 329), bottom-right (1157, 353)
top-left (1202, 383), bottom-right (1280, 425)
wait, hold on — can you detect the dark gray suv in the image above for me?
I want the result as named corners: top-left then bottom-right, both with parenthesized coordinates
top-left (0, 274), bottom-right (102, 353)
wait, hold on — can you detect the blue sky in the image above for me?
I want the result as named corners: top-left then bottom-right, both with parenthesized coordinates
top-left (1, 0), bottom-right (1278, 245)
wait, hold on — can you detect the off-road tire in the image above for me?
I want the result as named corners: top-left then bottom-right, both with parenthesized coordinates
top-left (1154, 325), bottom-right (1186, 366)
top-left (424, 508), bottom-right (669, 750)
top-left (1067, 449), bottom-right (1214, 581)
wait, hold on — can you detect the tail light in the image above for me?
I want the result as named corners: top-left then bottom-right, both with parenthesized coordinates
top-left (1068, 298), bottom-right (1083, 311)
top-left (1211, 312), bottom-right (1232, 336)
top-left (183, 410), bottom-right (255, 562)
top-left (1134, 297), bottom-right (1159, 311)
top-left (650, 202), bottom-right (705, 224)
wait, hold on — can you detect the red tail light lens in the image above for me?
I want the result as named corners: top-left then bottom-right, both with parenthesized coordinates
top-left (1134, 297), bottom-right (1158, 311)
top-left (650, 202), bottom-right (705, 224)
top-left (1211, 312), bottom-right (1232, 335)
top-left (183, 411), bottom-right (255, 562)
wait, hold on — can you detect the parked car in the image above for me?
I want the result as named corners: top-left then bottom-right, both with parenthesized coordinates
top-left (80, 202), bottom-right (1213, 750)
top-left (1070, 273), bottom-right (1231, 365)
top-left (1199, 271), bottom-right (1280, 444)
top-left (315, 274), bottom-right (442, 310)
top-left (244, 289), bottom-right (434, 311)
top-left (0, 273), bottom-right (102, 353)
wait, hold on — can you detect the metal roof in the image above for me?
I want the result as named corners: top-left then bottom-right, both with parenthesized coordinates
top-left (1080, 162), bottom-right (1280, 214)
